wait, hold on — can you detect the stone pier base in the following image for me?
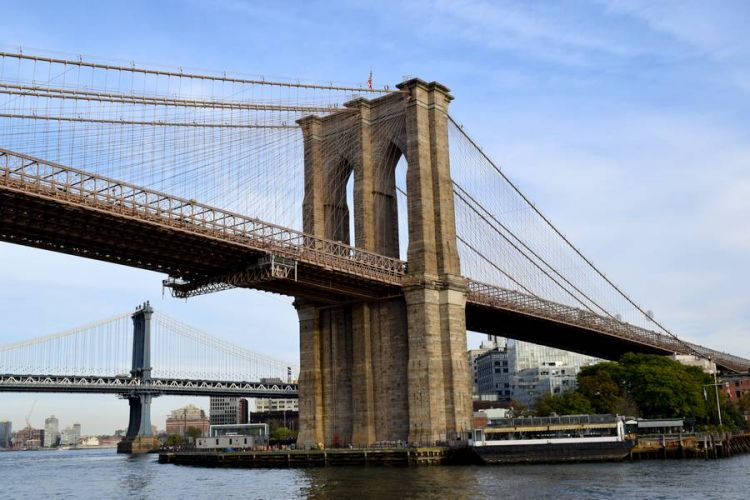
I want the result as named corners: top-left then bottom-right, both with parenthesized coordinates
top-left (117, 436), bottom-right (161, 454)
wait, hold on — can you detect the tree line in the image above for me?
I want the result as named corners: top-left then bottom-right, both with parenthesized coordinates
top-left (534, 353), bottom-right (749, 430)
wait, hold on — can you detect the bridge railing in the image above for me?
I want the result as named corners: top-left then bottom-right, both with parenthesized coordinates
top-left (0, 149), bottom-right (406, 283)
top-left (466, 280), bottom-right (750, 372)
top-left (0, 374), bottom-right (299, 397)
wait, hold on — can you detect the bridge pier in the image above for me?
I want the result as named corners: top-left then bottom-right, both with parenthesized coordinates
top-left (117, 302), bottom-right (160, 454)
top-left (296, 79), bottom-right (471, 448)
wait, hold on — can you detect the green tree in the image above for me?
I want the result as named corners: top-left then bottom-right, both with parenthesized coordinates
top-left (576, 361), bottom-right (636, 415)
top-left (536, 390), bottom-right (593, 416)
top-left (736, 393), bottom-right (750, 414)
top-left (532, 353), bottom-right (727, 424)
top-left (271, 426), bottom-right (296, 441)
top-left (618, 353), bottom-right (709, 420)
top-left (186, 427), bottom-right (203, 440)
top-left (165, 434), bottom-right (183, 446)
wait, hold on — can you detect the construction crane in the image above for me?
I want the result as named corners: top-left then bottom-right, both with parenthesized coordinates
top-left (25, 398), bottom-right (38, 429)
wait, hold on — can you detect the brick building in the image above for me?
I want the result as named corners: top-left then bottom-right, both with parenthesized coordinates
top-left (165, 404), bottom-right (210, 436)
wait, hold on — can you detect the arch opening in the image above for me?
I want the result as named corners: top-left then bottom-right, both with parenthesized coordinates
top-left (327, 159), bottom-right (354, 245)
top-left (373, 142), bottom-right (408, 260)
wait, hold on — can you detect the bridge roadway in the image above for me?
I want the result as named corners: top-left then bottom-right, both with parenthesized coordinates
top-left (0, 374), bottom-right (298, 398)
top-left (1, 148), bottom-right (748, 372)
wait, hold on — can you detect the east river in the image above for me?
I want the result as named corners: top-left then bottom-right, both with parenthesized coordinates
top-left (1, 449), bottom-right (748, 499)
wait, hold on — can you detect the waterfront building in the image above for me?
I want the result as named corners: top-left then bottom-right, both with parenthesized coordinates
top-left (239, 398), bottom-right (249, 424)
top-left (508, 339), bottom-right (598, 373)
top-left (255, 398), bottom-right (299, 412)
top-left (209, 397), bottom-right (249, 426)
top-left (468, 336), bottom-right (505, 394)
top-left (476, 347), bottom-right (513, 400)
top-left (60, 423), bottom-right (81, 446)
top-left (511, 362), bottom-right (580, 407)
top-left (210, 397), bottom-right (241, 426)
top-left (81, 436), bottom-right (100, 446)
top-left (13, 427), bottom-right (44, 449)
top-left (44, 415), bottom-right (60, 448)
top-left (0, 421), bottom-right (11, 448)
top-left (209, 422), bottom-right (268, 438)
top-left (671, 354), bottom-right (716, 374)
top-left (722, 373), bottom-right (750, 422)
top-left (165, 404), bottom-right (210, 436)
top-left (473, 338), bottom-right (598, 406)
top-left (722, 373), bottom-right (750, 401)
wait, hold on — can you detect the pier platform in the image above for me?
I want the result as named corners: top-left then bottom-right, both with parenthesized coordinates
top-left (159, 447), bottom-right (462, 467)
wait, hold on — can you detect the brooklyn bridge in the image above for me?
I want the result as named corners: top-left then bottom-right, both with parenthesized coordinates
top-left (0, 51), bottom-right (747, 449)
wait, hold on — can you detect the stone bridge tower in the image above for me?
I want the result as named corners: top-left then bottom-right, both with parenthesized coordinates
top-left (295, 79), bottom-right (471, 447)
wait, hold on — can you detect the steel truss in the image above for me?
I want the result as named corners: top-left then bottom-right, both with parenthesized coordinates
top-left (0, 374), bottom-right (298, 398)
top-left (164, 254), bottom-right (298, 298)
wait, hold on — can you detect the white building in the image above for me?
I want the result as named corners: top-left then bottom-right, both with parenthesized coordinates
top-left (255, 399), bottom-right (299, 412)
top-left (671, 354), bottom-right (716, 375)
top-left (209, 423), bottom-right (268, 438)
top-left (44, 415), bottom-right (59, 448)
top-left (60, 423), bottom-right (81, 446)
top-left (508, 339), bottom-right (598, 373)
top-left (472, 337), bottom-right (599, 406)
top-left (512, 362), bottom-right (580, 407)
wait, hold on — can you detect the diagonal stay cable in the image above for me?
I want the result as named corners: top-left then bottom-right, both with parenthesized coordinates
top-left (447, 115), bottom-right (700, 354)
top-left (453, 181), bottom-right (612, 317)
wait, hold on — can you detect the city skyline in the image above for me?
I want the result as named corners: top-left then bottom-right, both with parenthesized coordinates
top-left (2, 0), bottom-right (750, 434)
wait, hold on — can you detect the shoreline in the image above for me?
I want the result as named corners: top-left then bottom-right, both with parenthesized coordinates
top-left (158, 433), bottom-right (750, 468)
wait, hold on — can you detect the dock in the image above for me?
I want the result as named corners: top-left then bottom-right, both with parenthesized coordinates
top-left (630, 433), bottom-right (750, 460)
top-left (159, 447), bottom-right (465, 467)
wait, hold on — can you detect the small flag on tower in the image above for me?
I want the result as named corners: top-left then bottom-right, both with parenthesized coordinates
top-left (367, 69), bottom-right (373, 90)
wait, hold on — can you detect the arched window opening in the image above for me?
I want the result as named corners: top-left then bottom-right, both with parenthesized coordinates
top-left (373, 143), bottom-right (408, 260)
top-left (395, 155), bottom-right (409, 261)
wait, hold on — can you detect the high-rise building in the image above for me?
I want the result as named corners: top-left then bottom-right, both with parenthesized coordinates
top-left (44, 415), bottom-right (60, 448)
top-left (238, 398), bottom-right (249, 424)
top-left (476, 347), bottom-right (513, 400)
top-left (468, 336), bottom-right (505, 395)
top-left (210, 397), bottom-right (242, 426)
top-left (0, 421), bottom-right (12, 448)
top-left (166, 404), bottom-right (210, 436)
top-left (507, 339), bottom-right (598, 373)
top-left (60, 423), bottom-right (81, 446)
top-left (512, 362), bottom-right (580, 407)
top-left (472, 337), bottom-right (599, 407)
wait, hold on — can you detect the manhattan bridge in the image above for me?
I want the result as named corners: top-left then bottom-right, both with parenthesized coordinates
top-left (0, 51), bottom-right (747, 449)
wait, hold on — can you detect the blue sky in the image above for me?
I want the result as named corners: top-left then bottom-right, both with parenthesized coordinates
top-left (1, 0), bottom-right (749, 434)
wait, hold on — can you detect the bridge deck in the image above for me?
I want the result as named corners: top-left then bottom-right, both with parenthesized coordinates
top-left (2, 148), bottom-right (747, 372)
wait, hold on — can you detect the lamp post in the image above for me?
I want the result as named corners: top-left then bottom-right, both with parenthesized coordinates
top-left (704, 356), bottom-right (722, 427)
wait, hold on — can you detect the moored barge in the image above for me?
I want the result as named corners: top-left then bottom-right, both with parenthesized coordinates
top-left (470, 414), bottom-right (635, 464)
